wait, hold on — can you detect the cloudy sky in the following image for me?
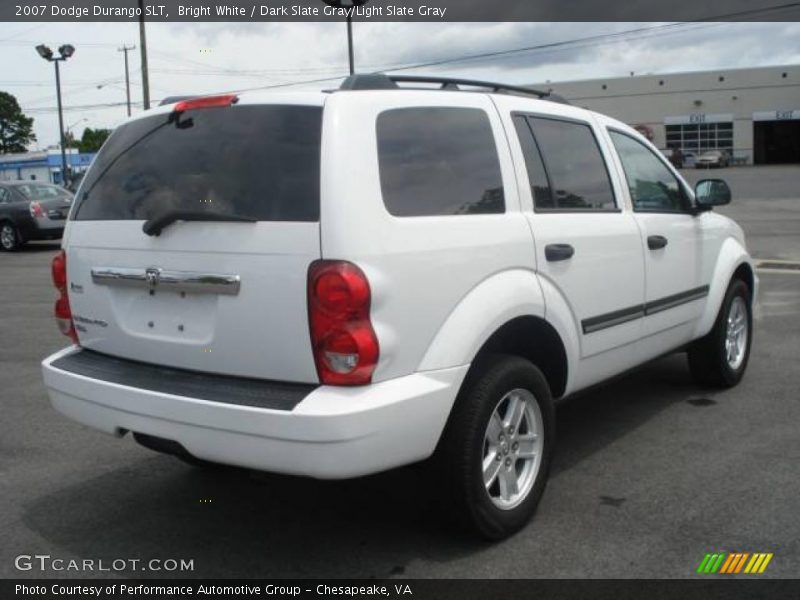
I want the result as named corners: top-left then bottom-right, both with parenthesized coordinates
top-left (1, 20), bottom-right (799, 148)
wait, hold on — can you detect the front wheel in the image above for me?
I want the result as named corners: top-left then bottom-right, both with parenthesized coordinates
top-left (433, 355), bottom-right (555, 540)
top-left (688, 278), bottom-right (752, 388)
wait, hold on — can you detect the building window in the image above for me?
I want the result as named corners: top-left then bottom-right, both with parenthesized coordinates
top-left (665, 121), bottom-right (734, 153)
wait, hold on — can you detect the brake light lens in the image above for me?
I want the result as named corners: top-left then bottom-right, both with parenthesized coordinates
top-left (51, 250), bottom-right (78, 344)
top-left (173, 94), bottom-right (238, 113)
top-left (30, 201), bottom-right (45, 218)
top-left (308, 261), bottom-right (379, 385)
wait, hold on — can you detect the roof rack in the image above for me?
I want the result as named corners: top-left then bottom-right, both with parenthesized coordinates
top-left (338, 73), bottom-right (569, 104)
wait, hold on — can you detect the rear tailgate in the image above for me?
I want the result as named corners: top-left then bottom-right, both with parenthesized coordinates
top-left (65, 99), bottom-right (323, 383)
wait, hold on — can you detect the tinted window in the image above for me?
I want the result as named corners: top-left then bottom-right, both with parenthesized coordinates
top-left (512, 116), bottom-right (553, 208)
top-left (609, 130), bottom-right (688, 212)
top-left (0, 188), bottom-right (9, 203)
top-left (528, 117), bottom-right (616, 210)
top-left (377, 107), bottom-right (504, 216)
top-left (74, 105), bottom-right (322, 221)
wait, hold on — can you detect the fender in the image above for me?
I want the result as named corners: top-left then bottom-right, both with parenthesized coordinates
top-left (418, 269), bottom-right (580, 394)
top-left (694, 236), bottom-right (756, 339)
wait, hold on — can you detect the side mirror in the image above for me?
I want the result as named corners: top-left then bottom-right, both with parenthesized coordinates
top-left (695, 179), bottom-right (731, 209)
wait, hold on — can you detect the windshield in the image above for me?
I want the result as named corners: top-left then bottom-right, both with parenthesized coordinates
top-left (73, 104), bottom-right (322, 222)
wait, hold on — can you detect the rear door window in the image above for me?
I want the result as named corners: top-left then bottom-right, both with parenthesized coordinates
top-left (377, 107), bottom-right (504, 216)
top-left (74, 104), bottom-right (322, 222)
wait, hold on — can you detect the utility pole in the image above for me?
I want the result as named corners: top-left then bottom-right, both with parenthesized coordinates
top-left (118, 44), bottom-right (136, 116)
top-left (137, 0), bottom-right (150, 110)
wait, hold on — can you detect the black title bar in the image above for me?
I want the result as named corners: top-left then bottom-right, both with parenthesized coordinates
top-left (4, 0), bottom-right (800, 22)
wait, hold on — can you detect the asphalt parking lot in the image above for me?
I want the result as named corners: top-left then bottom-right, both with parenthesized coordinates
top-left (1, 165), bottom-right (798, 579)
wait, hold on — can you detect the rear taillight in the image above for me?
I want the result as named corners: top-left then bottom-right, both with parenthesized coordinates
top-left (30, 201), bottom-right (45, 218)
top-left (307, 260), bottom-right (379, 386)
top-left (51, 250), bottom-right (78, 344)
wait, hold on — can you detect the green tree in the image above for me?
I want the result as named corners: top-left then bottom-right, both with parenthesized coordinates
top-left (0, 91), bottom-right (36, 154)
top-left (78, 127), bottom-right (111, 153)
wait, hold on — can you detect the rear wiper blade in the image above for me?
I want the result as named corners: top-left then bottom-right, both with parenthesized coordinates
top-left (142, 210), bottom-right (257, 236)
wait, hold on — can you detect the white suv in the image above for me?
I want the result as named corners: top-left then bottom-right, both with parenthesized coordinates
top-left (41, 74), bottom-right (756, 539)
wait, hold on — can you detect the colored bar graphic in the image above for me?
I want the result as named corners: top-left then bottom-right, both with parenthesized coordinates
top-left (700, 552), bottom-right (774, 574)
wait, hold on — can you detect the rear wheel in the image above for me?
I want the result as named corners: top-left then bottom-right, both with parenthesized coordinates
top-left (433, 354), bottom-right (555, 540)
top-left (0, 222), bottom-right (21, 251)
top-left (688, 278), bottom-right (752, 388)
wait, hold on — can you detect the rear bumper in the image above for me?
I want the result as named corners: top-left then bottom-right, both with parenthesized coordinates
top-left (42, 347), bottom-right (467, 479)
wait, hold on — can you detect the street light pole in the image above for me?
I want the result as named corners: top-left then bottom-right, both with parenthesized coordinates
top-left (53, 59), bottom-right (68, 185)
top-left (346, 15), bottom-right (354, 75)
top-left (321, 0), bottom-right (370, 75)
top-left (36, 43), bottom-right (75, 186)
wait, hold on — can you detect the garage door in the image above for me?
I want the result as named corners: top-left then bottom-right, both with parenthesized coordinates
top-left (754, 110), bottom-right (800, 165)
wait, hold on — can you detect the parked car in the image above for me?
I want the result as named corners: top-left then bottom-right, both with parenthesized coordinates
top-left (696, 149), bottom-right (730, 168)
top-left (0, 181), bottom-right (72, 250)
top-left (41, 75), bottom-right (756, 540)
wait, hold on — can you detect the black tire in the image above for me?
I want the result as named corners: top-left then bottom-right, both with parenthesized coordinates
top-left (432, 354), bottom-right (555, 540)
top-left (0, 221), bottom-right (22, 251)
top-left (688, 278), bottom-right (752, 388)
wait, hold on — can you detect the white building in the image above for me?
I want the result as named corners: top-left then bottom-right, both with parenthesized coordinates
top-left (533, 64), bottom-right (799, 165)
top-left (0, 148), bottom-right (95, 185)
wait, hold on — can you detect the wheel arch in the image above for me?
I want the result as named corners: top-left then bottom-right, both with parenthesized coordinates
top-left (418, 268), bottom-right (576, 400)
top-left (695, 237), bottom-right (756, 339)
top-left (473, 316), bottom-right (569, 399)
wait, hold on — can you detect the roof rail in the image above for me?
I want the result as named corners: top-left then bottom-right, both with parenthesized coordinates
top-left (338, 73), bottom-right (569, 104)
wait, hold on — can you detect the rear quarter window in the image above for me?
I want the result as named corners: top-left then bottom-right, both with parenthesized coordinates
top-left (376, 107), bottom-right (504, 217)
top-left (73, 104), bottom-right (322, 222)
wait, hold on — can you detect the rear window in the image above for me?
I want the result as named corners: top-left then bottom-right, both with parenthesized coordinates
top-left (17, 183), bottom-right (67, 200)
top-left (376, 107), bottom-right (504, 217)
top-left (73, 104), bottom-right (322, 222)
